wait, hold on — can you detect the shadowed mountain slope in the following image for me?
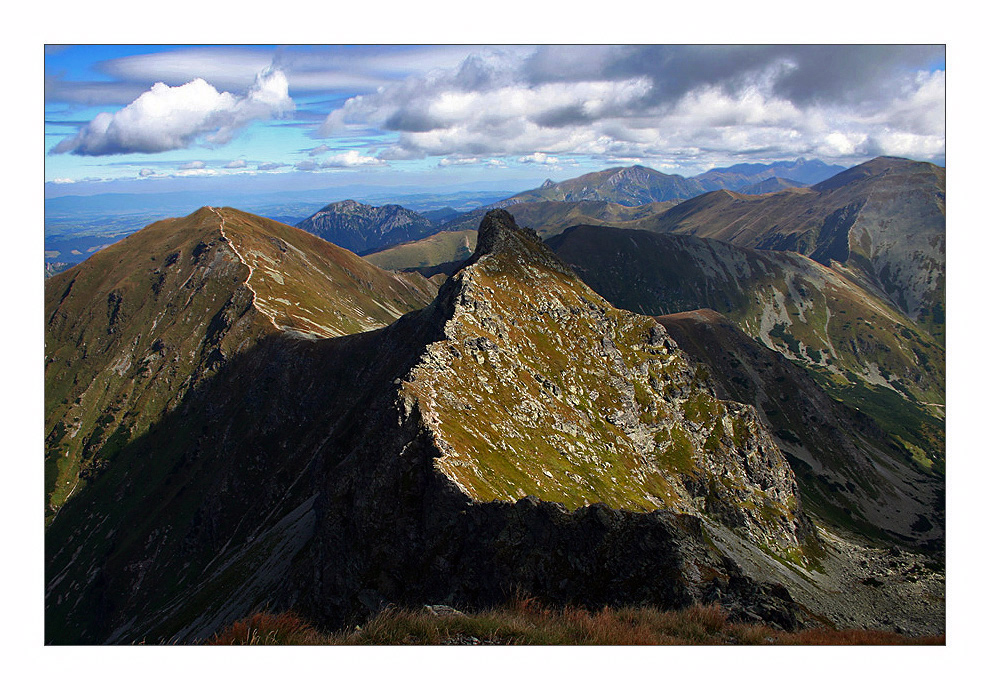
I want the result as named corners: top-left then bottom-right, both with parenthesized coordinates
top-left (656, 309), bottom-right (943, 546)
top-left (44, 207), bottom-right (437, 522)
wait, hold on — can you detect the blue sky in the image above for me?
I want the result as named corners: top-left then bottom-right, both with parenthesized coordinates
top-left (44, 44), bottom-right (946, 197)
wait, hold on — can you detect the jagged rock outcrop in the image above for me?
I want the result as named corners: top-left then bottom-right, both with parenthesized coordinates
top-left (401, 210), bottom-right (814, 554)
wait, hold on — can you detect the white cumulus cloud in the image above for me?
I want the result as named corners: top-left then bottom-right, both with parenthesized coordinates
top-left (51, 67), bottom-right (293, 156)
top-left (319, 151), bottom-right (385, 168)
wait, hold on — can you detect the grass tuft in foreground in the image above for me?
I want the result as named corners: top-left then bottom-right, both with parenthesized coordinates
top-left (205, 600), bottom-right (944, 646)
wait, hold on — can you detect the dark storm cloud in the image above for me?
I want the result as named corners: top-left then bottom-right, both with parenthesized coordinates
top-left (530, 104), bottom-right (596, 129)
top-left (769, 45), bottom-right (945, 105)
top-left (581, 44), bottom-right (944, 108)
top-left (384, 109), bottom-right (445, 133)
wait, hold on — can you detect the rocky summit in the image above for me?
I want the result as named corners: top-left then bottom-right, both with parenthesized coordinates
top-left (45, 208), bottom-right (943, 644)
top-left (403, 210), bottom-right (814, 554)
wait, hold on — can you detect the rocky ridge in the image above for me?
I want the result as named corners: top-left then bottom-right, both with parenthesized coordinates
top-left (402, 210), bottom-right (815, 556)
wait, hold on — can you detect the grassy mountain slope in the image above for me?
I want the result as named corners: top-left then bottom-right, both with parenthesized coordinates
top-left (649, 157), bottom-right (946, 339)
top-left (44, 207), bottom-right (436, 522)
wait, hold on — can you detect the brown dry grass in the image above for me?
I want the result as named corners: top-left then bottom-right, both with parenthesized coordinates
top-left (206, 599), bottom-right (944, 646)
top-left (206, 611), bottom-right (325, 645)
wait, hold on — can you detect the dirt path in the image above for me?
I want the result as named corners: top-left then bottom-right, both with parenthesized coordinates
top-left (208, 206), bottom-right (280, 330)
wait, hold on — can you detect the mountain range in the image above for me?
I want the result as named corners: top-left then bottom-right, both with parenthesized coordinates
top-left (693, 158), bottom-right (846, 190)
top-left (44, 151), bottom-right (946, 645)
top-left (45, 203), bottom-right (944, 643)
top-left (366, 158), bottom-right (944, 350)
top-left (500, 159), bottom-right (845, 208)
top-left (294, 199), bottom-right (439, 255)
top-left (43, 158), bottom-right (843, 276)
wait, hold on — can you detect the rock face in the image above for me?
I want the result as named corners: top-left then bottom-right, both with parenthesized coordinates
top-left (296, 199), bottom-right (437, 255)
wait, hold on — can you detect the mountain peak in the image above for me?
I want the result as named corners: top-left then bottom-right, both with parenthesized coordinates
top-left (470, 209), bottom-right (574, 277)
top-left (298, 200), bottom-right (436, 254)
top-left (475, 208), bottom-right (536, 252)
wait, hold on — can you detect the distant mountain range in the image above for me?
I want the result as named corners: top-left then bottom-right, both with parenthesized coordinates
top-left (503, 165), bottom-right (716, 205)
top-left (499, 158), bottom-right (845, 208)
top-left (44, 158), bottom-right (842, 275)
top-left (693, 158), bottom-right (846, 189)
top-left (366, 157), bottom-right (944, 340)
top-left (294, 199), bottom-right (439, 255)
